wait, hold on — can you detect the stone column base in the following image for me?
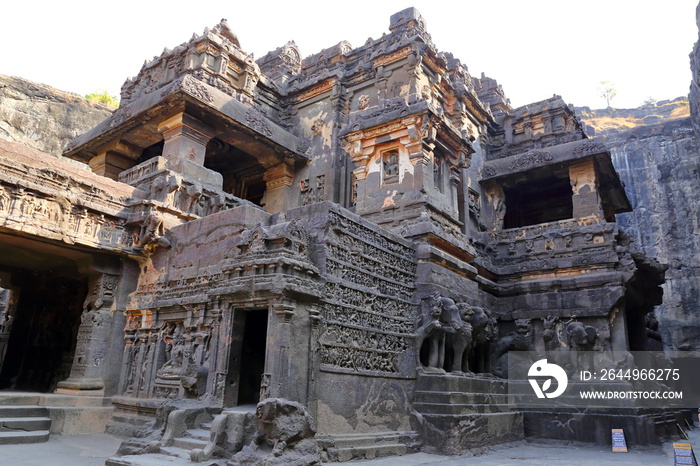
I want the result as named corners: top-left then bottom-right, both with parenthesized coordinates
top-left (54, 377), bottom-right (105, 396)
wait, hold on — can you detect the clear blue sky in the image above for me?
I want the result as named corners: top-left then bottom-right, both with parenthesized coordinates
top-left (1, 1), bottom-right (697, 109)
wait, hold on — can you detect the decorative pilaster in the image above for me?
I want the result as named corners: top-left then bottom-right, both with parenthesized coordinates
top-left (262, 163), bottom-right (294, 213)
top-left (268, 298), bottom-right (295, 399)
top-left (569, 159), bottom-right (603, 220)
top-left (55, 272), bottom-right (120, 396)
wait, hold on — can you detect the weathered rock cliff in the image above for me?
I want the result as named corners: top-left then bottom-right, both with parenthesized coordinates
top-left (577, 108), bottom-right (700, 351)
top-left (0, 75), bottom-right (112, 156)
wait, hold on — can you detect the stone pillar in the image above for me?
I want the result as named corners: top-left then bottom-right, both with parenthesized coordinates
top-left (0, 280), bottom-right (17, 377)
top-left (89, 140), bottom-right (141, 181)
top-left (569, 159), bottom-right (603, 220)
top-left (262, 163), bottom-right (294, 213)
top-left (158, 113), bottom-right (216, 167)
top-left (55, 271), bottom-right (120, 396)
top-left (268, 298), bottom-right (295, 400)
top-left (306, 305), bottom-right (321, 420)
top-left (157, 112), bottom-right (223, 190)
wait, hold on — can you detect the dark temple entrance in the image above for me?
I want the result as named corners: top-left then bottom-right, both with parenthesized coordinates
top-left (0, 232), bottom-right (97, 392)
top-left (225, 308), bottom-right (269, 406)
top-left (0, 272), bottom-right (86, 391)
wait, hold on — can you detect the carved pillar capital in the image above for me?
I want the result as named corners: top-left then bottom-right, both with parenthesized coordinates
top-left (261, 163), bottom-right (295, 213)
top-left (158, 112), bottom-right (216, 167)
top-left (270, 298), bottom-right (296, 323)
top-left (89, 139), bottom-right (142, 181)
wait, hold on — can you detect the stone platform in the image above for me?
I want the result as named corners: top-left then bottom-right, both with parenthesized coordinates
top-left (0, 391), bottom-right (113, 435)
top-left (411, 372), bottom-right (524, 455)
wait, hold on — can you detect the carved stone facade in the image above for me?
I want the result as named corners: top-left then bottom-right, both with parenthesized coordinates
top-left (0, 6), bottom-right (678, 463)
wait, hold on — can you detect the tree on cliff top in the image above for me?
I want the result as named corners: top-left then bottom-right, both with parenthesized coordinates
top-left (599, 81), bottom-right (617, 108)
top-left (85, 89), bottom-right (119, 108)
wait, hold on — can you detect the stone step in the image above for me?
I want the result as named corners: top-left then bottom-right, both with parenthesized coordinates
top-left (171, 435), bottom-right (208, 450)
top-left (331, 442), bottom-right (412, 462)
top-left (0, 416), bottom-right (52, 431)
top-left (319, 430), bottom-right (419, 448)
top-left (158, 445), bottom-right (192, 459)
top-left (413, 389), bottom-right (509, 404)
top-left (186, 427), bottom-right (210, 441)
top-left (318, 430), bottom-right (421, 462)
top-left (0, 392), bottom-right (108, 407)
top-left (0, 405), bottom-right (49, 418)
top-left (0, 429), bottom-right (50, 444)
top-left (0, 394), bottom-right (41, 406)
top-left (106, 451), bottom-right (225, 466)
top-left (413, 401), bottom-right (513, 415)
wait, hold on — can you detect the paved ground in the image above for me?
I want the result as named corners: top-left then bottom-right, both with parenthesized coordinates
top-left (1, 428), bottom-right (697, 465)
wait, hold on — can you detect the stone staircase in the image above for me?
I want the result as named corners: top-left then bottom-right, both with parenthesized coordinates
top-left (0, 391), bottom-right (113, 435)
top-left (0, 405), bottom-right (51, 444)
top-left (318, 430), bottom-right (421, 462)
top-left (411, 372), bottom-right (524, 454)
top-left (107, 406), bottom-right (256, 466)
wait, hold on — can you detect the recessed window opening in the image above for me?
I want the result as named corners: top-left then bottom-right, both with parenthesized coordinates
top-left (503, 175), bottom-right (573, 228)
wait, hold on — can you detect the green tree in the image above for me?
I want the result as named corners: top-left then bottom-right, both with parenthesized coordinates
top-left (599, 81), bottom-right (617, 108)
top-left (85, 89), bottom-right (119, 108)
top-left (642, 97), bottom-right (657, 107)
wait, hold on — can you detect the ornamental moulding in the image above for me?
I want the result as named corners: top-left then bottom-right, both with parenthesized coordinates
top-left (295, 78), bottom-right (337, 102)
top-left (373, 46), bottom-right (412, 68)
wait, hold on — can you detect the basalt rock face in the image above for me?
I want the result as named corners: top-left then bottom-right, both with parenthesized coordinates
top-left (690, 2), bottom-right (700, 139)
top-left (0, 75), bottom-right (112, 156)
top-left (576, 112), bottom-right (700, 351)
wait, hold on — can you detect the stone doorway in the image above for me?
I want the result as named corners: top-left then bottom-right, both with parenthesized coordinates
top-left (0, 271), bottom-right (87, 392)
top-left (225, 308), bottom-right (269, 407)
top-left (0, 232), bottom-right (119, 394)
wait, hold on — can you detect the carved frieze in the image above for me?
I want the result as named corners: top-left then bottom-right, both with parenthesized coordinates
top-left (179, 75), bottom-right (214, 103)
top-left (245, 108), bottom-right (274, 137)
top-left (508, 150), bottom-right (553, 171)
top-left (295, 78), bottom-right (336, 102)
top-left (319, 210), bottom-right (416, 377)
top-left (373, 46), bottom-right (412, 68)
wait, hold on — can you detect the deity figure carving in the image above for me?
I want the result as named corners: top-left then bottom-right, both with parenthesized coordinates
top-left (382, 150), bottom-right (399, 184)
top-left (0, 188), bottom-right (9, 211)
top-left (157, 323), bottom-right (187, 382)
top-left (137, 210), bottom-right (170, 252)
